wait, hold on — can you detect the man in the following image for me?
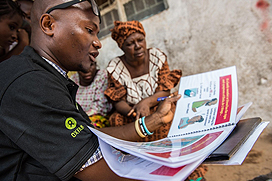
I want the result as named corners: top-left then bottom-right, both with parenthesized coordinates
top-left (0, 0), bottom-right (181, 180)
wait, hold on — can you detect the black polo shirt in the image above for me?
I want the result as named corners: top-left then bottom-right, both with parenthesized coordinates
top-left (0, 46), bottom-right (99, 181)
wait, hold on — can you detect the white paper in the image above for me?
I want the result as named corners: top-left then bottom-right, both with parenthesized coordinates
top-left (89, 126), bottom-right (235, 167)
top-left (235, 102), bottom-right (253, 123)
top-left (168, 66), bottom-right (238, 138)
top-left (99, 138), bottom-right (207, 181)
top-left (205, 121), bottom-right (269, 165)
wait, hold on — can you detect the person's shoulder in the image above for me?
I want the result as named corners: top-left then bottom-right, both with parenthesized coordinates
top-left (106, 56), bottom-right (123, 74)
top-left (107, 56), bottom-right (121, 65)
top-left (0, 46), bottom-right (66, 92)
top-left (149, 47), bottom-right (167, 65)
top-left (149, 47), bottom-right (166, 58)
top-left (0, 49), bottom-right (37, 87)
top-left (97, 69), bottom-right (107, 76)
top-left (95, 69), bottom-right (108, 79)
top-left (69, 72), bottom-right (79, 82)
top-left (149, 47), bottom-right (165, 54)
top-left (1, 46), bottom-right (44, 72)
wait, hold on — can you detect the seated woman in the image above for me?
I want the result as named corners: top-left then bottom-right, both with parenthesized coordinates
top-left (0, 0), bottom-right (29, 62)
top-left (70, 61), bottom-right (112, 128)
top-left (104, 20), bottom-right (182, 142)
top-left (105, 20), bottom-right (208, 181)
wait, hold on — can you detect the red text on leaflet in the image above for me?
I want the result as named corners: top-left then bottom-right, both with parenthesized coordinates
top-left (216, 75), bottom-right (232, 125)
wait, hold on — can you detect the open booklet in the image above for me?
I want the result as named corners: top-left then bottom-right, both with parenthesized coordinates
top-left (94, 119), bottom-right (268, 181)
top-left (88, 66), bottom-right (268, 180)
top-left (168, 66), bottom-right (238, 138)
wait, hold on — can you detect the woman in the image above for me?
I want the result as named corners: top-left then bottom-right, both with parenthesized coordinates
top-left (105, 21), bottom-right (208, 181)
top-left (0, 0), bottom-right (29, 62)
top-left (105, 20), bottom-right (182, 141)
top-left (70, 62), bottom-right (112, 128)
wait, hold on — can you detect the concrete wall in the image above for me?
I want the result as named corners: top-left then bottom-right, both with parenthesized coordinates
top-left (97, 0), bottom-right (272, 133)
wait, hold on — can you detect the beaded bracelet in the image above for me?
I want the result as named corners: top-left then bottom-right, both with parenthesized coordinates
top-left (135, 119), bottom-right (146, 138)
top-left (138, 117), bottom-right (148, 136)
top-left (141, 116), bottom-right (154, 135)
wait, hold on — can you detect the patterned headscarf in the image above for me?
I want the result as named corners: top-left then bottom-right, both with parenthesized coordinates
top-left (111, 20), bottom-right (146, 48)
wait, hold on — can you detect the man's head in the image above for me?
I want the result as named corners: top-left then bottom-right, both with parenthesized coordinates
top-left (30, 0), bottom-right (102, 73)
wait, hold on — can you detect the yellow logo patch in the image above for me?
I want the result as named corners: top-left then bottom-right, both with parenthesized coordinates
top-left (65, 117), bottom-right (77, 130)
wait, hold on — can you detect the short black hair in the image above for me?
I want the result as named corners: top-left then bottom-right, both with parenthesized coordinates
top-left (0, 0), bottom-right (26, 18)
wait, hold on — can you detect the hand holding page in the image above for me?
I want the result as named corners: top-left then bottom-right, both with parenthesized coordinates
top-left (88, 66), bottom-right (268, 181)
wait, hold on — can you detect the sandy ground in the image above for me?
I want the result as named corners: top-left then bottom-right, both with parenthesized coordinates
top-left (205, 129), bottom-right (272, 181)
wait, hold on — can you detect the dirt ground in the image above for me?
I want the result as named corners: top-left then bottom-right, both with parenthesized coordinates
top-left (205, 129), bottom-right (272, 181)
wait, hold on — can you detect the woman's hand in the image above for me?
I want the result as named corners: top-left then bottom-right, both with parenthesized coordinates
top-left (127, 91), bottom-right (171, 119)
top-left (154, 94), bottom-right (181, 124)
top-left (127, 99), bottom-right (151, 120)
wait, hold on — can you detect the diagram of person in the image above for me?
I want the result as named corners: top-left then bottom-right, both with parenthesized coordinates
top-left (184, 88), bottom-right (197, 98)
top-left (192, 98), bottom-right (218, 112)
top-left (178, 115), bottom-right (204, 129)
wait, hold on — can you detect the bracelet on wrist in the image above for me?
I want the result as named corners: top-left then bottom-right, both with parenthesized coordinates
top-left (141, 116), bottom-right (154, 135)
top-left (138, 117), bottom-right (148, 136)
top-left (135, 119), bottom-right (146, 138)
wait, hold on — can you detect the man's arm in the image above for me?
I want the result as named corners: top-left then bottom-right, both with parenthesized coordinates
top-left (74, 95), bottom-right (181, 180)
top-left (75, 158), bottom-right (135, 181)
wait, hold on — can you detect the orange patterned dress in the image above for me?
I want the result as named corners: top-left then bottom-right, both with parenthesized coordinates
top-left (104, 48), bottom-right (182, 141)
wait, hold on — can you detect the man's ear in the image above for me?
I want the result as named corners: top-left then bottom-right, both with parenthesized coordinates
top-left (40, 14), bottom-right (55, 36)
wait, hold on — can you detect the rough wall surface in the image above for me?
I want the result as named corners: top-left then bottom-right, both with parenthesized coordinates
top-left (97, 0), bottom-right (272, 133)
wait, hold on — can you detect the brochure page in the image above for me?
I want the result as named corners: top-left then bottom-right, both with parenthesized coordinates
top-left (168, 66), bottom-right (238, 138)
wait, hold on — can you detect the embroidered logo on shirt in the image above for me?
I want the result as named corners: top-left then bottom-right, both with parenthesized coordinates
top-left (65, 117), bottom-right (77, 129)
top-left (71, 125), bottom-right (85, 138)
top-left (65, 117), bottom-right (85, 138)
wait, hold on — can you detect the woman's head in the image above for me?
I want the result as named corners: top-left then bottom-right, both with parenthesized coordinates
top-left (111, 20), bottom-right (146, 49)
top-left (111, 20), bottom-right (147, 62)
top-left (0, 0), bottom-right (25, 18)
top-left (0, 0), bottom-right (25, 53)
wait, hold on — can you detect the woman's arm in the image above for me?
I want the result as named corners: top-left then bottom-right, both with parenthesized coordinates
top-left (100, 94), bottom-right (181, 141)
top-left (114, 100), bottom-right (133, 116)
